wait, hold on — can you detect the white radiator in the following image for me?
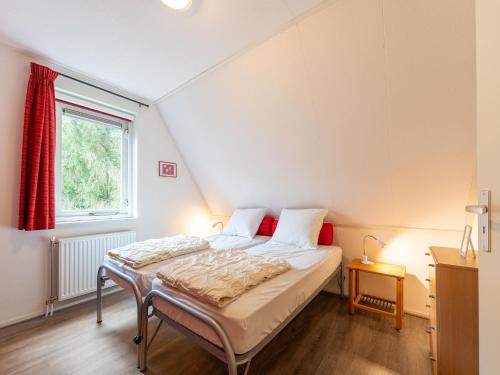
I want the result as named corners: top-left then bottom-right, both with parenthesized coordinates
top-left (57, 231), bottom-right (136, 301)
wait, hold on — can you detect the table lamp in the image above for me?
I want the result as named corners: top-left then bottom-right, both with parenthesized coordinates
top-left (362, 235), bottom-right (385, 264)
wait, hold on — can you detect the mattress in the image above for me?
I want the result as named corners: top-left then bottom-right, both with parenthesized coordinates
top-left (152, 242), bottom-right (342, 354)
top-left (103, 234), bottom-right (270, 295)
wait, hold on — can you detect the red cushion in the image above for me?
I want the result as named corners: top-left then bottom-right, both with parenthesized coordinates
top-left (271, 219), bottom-right (278, 235)
top-left (318, 223), bottom-right (334, 245)
top-left (256, 216), bottom-right (275, 236)
top-left (271, 220), bottom-right (334, 245)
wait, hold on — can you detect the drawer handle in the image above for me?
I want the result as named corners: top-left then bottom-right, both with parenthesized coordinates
top-left (428, 264), bottom-right (435, 267)
top-left (425, 278), bottom-right (430, 282)
top-left (426, 304), bottom-right (431, 308)
top-left (429, 356), bottom-right (437, 362)
top-left (429, 295), bottom-right (435, 299)
top-left (425, 252), bottom-right (431, 256)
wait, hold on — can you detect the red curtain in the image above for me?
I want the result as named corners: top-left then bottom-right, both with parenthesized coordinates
top-left (18, 63), bottom-right (58, 231)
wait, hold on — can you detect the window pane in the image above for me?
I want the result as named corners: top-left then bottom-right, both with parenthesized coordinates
top-left (61, 114), bottom-right (123, 211)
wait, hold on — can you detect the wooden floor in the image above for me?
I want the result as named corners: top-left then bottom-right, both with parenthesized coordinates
top-left (0, 291), bottom-right (432, 375)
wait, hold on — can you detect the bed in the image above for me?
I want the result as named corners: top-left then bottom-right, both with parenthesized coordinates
top-left (96, 234), bottom-right (271, 348)
top-left (138, 241), bottom-right (343, 374)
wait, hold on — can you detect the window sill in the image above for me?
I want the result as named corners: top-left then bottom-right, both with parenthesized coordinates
top-left (56, 215), bottom-right (137, 226)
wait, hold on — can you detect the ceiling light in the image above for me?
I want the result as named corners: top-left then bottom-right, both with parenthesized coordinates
top-left (161, 0), bottom-right (192, 10)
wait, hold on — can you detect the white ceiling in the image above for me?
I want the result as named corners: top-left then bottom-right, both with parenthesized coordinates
top-left (0, 0), bottom-right (323, 101)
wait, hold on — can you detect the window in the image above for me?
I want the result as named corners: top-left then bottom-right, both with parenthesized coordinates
top-left (55, 100), bottom-right (133, 221)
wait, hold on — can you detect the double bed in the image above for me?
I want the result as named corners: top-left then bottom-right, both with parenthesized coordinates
top-left (139, 241), bottom-right (343, 374)
top-left (97, 208), bottom-right (343, 374)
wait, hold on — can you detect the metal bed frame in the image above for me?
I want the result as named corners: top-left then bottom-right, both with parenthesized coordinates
top-left (95, 235), bottom-right (272, 341)
top-left (95, 236), bottom-right (277, 336)
top-left (96, 262), bottom-right (147, 366)
top-left (95, 239), bottom-right (272, 366)
top-left (138, 262), bottom-right (343, 375)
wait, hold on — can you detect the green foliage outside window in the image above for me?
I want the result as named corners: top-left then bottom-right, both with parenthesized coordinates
top-left (61, 114), bottom-right (122, 211)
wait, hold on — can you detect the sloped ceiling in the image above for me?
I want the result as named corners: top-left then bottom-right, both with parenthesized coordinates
top-left (157, 0), bottom-right (476, 230)
top-left (0, 0), bottom-right (476, 230)
top-left (0, 0), bottom-right (323, 101)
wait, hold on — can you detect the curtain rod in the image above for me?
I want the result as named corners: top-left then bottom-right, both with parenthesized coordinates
top-left (56, 72), bottom-right (149, 108)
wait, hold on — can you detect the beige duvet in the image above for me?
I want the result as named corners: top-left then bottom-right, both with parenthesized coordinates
top-left (107, 235), bottom-right (210, 268)
top-left (156, 248), bottom-right (291, 308)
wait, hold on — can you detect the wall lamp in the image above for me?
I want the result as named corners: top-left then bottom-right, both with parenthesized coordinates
top-left (212, 221), bottom-right (224, 234)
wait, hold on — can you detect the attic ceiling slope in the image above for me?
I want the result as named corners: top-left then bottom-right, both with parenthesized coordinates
top-left (157, 0), bottom-right (476, 230)
top-left (0, 0), bottom-right (324, 101)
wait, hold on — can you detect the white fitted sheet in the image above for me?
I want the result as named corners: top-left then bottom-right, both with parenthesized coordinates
top-left (103, 235), bottom-right (270, 295)
top-left (206, 234), bottom-right (269, 250)
top-left (152, 242), bottom-right (342, 354)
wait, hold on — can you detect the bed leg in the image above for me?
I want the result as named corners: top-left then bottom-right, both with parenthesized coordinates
top-left (338, 262), bottom-right (344, 300)
top-left (228, 363), bottom-right (238, 375)
top-left (139, 294), bottom-right (153, 371)
top-left (225, 349), bottom-right (238, 375)
top-left (96, 265), bottom-right (105, 324)
top-left (242, 359), bottom-right (252, 375)
top-left (133, 286), bottom-right (144, 368)
top-left (147, 320), bottom-right (163, 349)
top-left (131, 290), bottom-right (142, 367)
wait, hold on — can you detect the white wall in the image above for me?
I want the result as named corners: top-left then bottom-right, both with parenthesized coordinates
top-left (476, 1), bottom-right (500, 373)
top-left (0, 42), bottom-right (209, 327)
top-left (158, 0), bottom-right (476, 316)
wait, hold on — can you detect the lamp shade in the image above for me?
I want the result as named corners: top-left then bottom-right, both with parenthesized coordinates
top-left (161, 0), bottom-right (192, 10)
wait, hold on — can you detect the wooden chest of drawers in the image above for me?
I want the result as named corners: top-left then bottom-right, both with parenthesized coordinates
top-left (426, 247), bottom-right (478, 375)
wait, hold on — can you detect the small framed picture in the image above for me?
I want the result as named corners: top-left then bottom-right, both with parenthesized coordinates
top-left (158, 161), bottom-right (177, 178)
top-left (459, 225), bottom-right (473, 258)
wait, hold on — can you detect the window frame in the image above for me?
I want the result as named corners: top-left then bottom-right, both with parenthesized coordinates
top-left (55, 100), bottom-right (134, 223)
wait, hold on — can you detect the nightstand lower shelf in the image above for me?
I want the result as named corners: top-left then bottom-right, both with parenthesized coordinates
top-left (354, 294), bottom-right (396, 316)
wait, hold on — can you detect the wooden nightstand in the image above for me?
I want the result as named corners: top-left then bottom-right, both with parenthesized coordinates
top-left (347, 258), bottom-right (406, 330)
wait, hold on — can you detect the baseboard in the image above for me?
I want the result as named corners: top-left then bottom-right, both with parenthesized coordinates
top-left (0, 287), bottom-right (122, 329)
top-left (0, 311), bottom-right (46, 329)
top-left (403, 308), bottom-right (429, 319)
top-left (52, 287), bottom-right (122, 312)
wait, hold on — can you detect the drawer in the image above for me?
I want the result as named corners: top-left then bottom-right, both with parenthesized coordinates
top-left (428, 297), bottom-right (437, 331)
top-left (429, 327), bottom-right (437, 356)
top-left (427, 297), bottom-right (437, 355)
top-left (427, 257), bottom-right (436, 297)
top-left (428, 324), bottom-right (438, 375)
top-left (428, 267), bottom-right (436, 294)
top-left (428, 318), bottom-right (437, 354)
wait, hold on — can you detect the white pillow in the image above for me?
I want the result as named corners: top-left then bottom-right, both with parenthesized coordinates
top-left (223, 208), bottom-right (267, 238)
top-left (271, 208), bottom-right (328, 249)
